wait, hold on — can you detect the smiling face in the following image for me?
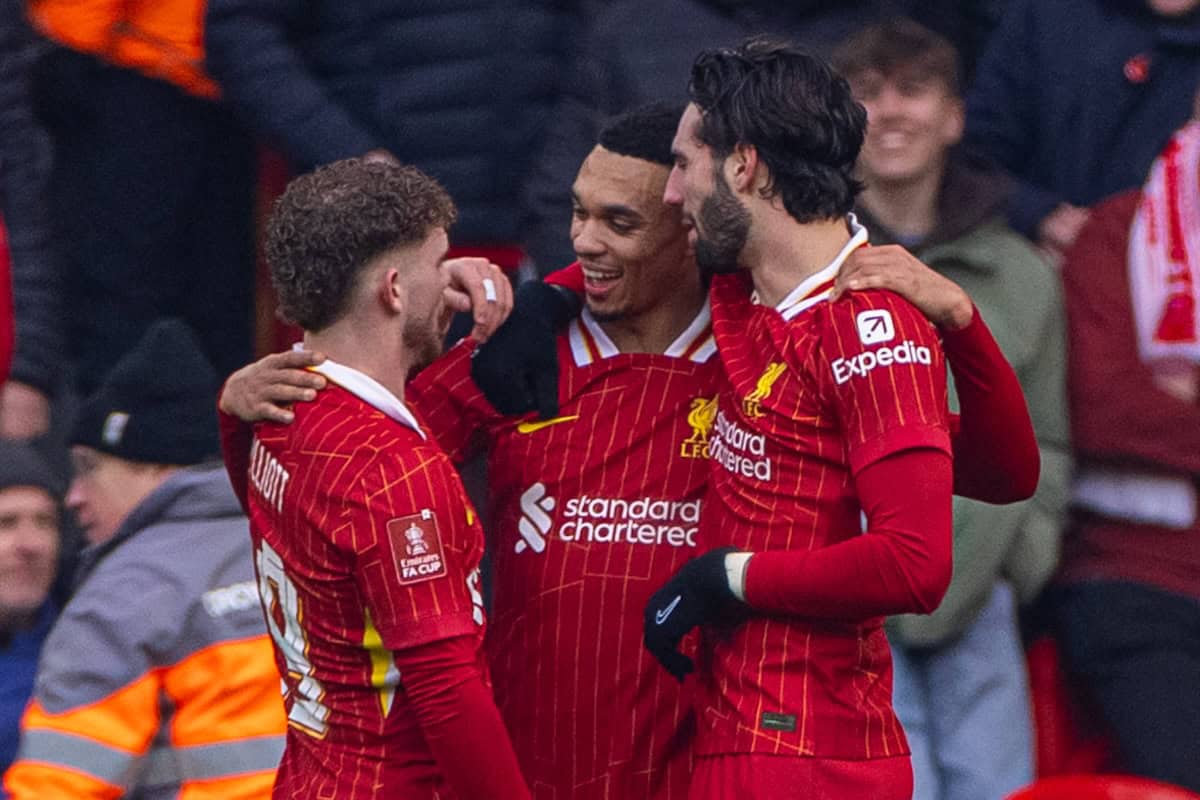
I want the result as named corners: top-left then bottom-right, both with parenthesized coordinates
top-left (851, 67), bottom-right (964, 189)
top-left (570, 145), bottom-right (693, 322)
top-left (663, 103), bottom-right (751, 274)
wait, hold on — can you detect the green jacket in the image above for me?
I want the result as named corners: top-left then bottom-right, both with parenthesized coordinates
top-left (860, 159), bottom-right (1071, 648)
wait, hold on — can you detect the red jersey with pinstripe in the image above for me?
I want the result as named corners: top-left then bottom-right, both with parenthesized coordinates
top-left (698, 246), bottom-right (951, 760)
top-left (247, 359), bottom-right (487, 799)
top-left (410, 306), bottom-right (719, 800)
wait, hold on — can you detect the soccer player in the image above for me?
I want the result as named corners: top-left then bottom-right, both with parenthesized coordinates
top-left (226, 106), bottom-right (1038, 799)
top-left (640, 39), bottom-right (957, 797)
top-left (218, 158), bottom-right (529, 799)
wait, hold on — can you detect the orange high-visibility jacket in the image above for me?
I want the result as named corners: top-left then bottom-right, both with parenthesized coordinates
top-left (27, 0), bottom-right (218, 98)
top-left (3, 466), bottom-right (285, 799)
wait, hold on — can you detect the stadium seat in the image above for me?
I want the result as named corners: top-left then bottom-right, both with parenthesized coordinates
top-left (1007, 775), bottom-right (1200, 800)
top-left (1026, 635), bottom-right (1115, 776)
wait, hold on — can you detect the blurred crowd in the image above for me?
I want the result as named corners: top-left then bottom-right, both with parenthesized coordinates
top-left (0, 1), bottom-right (1198, 798)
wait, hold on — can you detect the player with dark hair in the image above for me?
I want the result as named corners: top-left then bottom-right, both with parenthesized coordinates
top-left (219, 157), bottom-right (528, 799)
top-left (640, 38), bottom-right (956, 797)
top-left (410, 102), bottom-right (714, 798)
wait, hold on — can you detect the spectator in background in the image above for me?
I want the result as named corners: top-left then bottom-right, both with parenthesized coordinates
top-left (1054, 98), bottom-right (1200, 793)
top-left (203, 0), bottom-right (579, 279)
top-left (0, 442), bottom-right (62, 779)
top-left (521, 0), bottom-right (1009, 274)
top-left (0, 0), bottom-right (60, 437)
top-left (26, 0), bottom-right (257, 395)
top-left (834, 20), bottom-right (1070, 800)
top-left (965, 0), bottom-right (1200, 261)
top-left (3, 320), bottom-right (285, 799)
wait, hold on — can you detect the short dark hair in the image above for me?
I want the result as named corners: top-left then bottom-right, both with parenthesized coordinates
top-left (832, 18), bottom-right (962, 97)
top-left (266, 158), bottom-right (457, 331)
top-left (688, 37), bottom-right (866, 223)
top-left (598, 102), bottom-right (686, 166)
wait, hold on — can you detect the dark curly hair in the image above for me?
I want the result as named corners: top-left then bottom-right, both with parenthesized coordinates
top-left (689, 37), bottom-right (866, 223)
top-left (265, 158), bottom-right (457, 331)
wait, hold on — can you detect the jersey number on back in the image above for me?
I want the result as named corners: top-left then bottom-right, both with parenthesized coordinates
top-left (256, 539), bottom-right (331, 736)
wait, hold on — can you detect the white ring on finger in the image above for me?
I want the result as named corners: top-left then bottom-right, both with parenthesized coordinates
top-left (482, 278), bottom-right (498, 303)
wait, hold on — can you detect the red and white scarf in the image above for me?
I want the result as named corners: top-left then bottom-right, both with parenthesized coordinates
top-left (1128, 121), bottom-right (1200, 365)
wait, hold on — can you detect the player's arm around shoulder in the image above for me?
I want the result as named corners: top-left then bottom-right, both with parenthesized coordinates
top-left (407, 337), bottom-right (499, 463)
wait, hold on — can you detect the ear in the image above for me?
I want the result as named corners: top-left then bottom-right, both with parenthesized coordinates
top-left (727, 143), bottom-right (759, 194)
top-left (379, 266), bottom-right (405, 316)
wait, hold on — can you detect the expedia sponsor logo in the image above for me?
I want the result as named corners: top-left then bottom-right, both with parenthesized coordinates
top-left (680, 395), bottom-right (718, 458)
top-left (514, 483), bottom-right (700, 552)
top-left (856, 309), bottom-right (895, 345)
top-left (831, 340), bottom-right (932, 385)
top-left (709, 408), bottom-right (772, 481)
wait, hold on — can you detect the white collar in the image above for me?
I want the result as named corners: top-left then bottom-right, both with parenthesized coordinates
top-left (769, 214), bottom-right (869, 321)
top-left (296, 345), bottom-right (425, 439)
top-left (568, 305), bottom-right (716, 366)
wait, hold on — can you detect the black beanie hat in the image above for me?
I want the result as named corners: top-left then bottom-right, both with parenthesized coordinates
top-left (69, 319), bottom-right (220, 465)
top-left (0, 441), bottom-right (63, 498)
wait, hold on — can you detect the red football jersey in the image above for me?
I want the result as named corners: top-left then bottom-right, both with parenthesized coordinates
top-left (698, 236), bottom-right (951, 760)
top-left (411, 307), bottom-right (719, 800)
top-left (246, 359), bottom-right (488, 799)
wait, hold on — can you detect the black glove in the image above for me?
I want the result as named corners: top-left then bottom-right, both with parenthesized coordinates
top-left (471, 281), bottom-right (582, 419)
top-left (643, 547), bottom-right (740, 681)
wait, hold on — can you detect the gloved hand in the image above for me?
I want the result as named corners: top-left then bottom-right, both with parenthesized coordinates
top-left (643, 547), bottom-right (740, 680)
top-left (470, 281), bottom-right (581, 419)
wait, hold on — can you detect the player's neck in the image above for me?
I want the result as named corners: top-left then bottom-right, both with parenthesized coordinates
top-left (598, 289), bottom-right (707, 354)
top-left (304, 325), bottom-right (409, 403)
top-left (746, 215), bottom-right (853, 308)
top-left (858, 165), bottom-right (943, 242)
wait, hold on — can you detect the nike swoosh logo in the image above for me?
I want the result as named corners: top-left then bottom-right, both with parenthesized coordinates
top-left (516, 415), bottom-right (579, 434)
top-left (655, 595), bottom-right (683, 626)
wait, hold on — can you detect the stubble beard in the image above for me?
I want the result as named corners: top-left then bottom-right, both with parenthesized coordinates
top-left (693, 170), bottom-right (750, 276)
top-left (403, 316), bottom-right (443, 374)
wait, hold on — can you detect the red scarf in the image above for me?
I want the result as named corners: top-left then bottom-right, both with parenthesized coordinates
top-left (1129, 121), bottom-right (1200, 365)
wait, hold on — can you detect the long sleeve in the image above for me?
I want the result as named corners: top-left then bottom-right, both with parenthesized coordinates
top-left (218, 405), bottom-right (254, 512)
top-left (407, 340), bottom-right (498, 465)
top-left (204, 0), bottom-right (379, 169)
top-left (743, 448), bottom-right (953, 619)
top-left (395, 636), bottom-right (530, 800)
top-left (1063, 192), bottom-right (1200, 474)
top-left (945, 306), bottom-right (1041, 503)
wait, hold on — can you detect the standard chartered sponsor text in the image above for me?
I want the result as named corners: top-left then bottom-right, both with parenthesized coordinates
top-left (558, 494), bottom-right (700, 548)
top-left (710, 409), bottom-right (772, 480)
